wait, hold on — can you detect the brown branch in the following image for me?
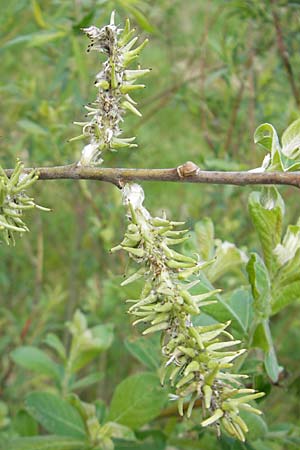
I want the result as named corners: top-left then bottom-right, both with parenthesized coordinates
top-left (4, 161), bottom-right (300, 189)
top-left (270, 0), bottom-right (300, 108)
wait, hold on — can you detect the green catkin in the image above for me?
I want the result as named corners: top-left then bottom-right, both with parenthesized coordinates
top-left (0, 161), bottom-right (48, 245)
top-left (114, 182), bottom-right (264, 442)
top-left (73, 12), bottom-right (150, 166)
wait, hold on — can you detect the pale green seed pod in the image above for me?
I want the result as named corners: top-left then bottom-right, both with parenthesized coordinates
top-left (203, 385), bottom-right (213, 409)
top-left (201, 409), bottom-right (224, 427)
top-left (222, 417), bottom-right (239, 438)
top-left (177, 397), bottom-right (184, 416)
top-left (186, 392), bottom-right (198, 418)
top-left (142, 322), bottom-right (169, 335)
top-left (184, 360), bottom-right (200, 375)
top-left (176, 372), bottom-right (195, 389)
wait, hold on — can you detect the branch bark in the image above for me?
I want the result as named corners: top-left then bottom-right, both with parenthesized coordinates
top-left (4, 162), bottom-right (300, 189)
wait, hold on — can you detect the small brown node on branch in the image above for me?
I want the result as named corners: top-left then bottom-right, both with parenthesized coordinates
top-left (176, 161), bottom-right (201, 178)
top-left (116, 178), bottom-right (126, 190)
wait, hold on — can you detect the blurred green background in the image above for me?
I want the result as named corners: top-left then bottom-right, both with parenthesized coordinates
top-left (1, 1), bottom-right (300, 448)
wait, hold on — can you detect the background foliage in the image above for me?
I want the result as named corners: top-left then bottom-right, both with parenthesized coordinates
top-left (1, 1), bottom-right (300, 449)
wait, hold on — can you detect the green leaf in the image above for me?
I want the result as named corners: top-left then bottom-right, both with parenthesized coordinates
top-left (273, 225), bottom-right (300, 267)
top-left (118, 2), bottom-right (156, 33)
top-left (114, 429), bottom-right (166, 450)
top-left (0, 401), bottom-right (9, 429)
top-left (252, 320), bottom-right (281, 382)
top-left (194, 218), bottom-right (215, 260)
top-left (70, 372), bottom-right (104, 391)
top-left (90, 323), bottom-right (114, 349)
top-left (32, 0), bottom-right (48, 29)
top-left (248, 188), bottom-right (284, 273)
top-left (25, 392), bottom-right (87, 439)
top-left (1, 34), bottom-right (33, 48)
top-left (265, 345), bottom-right (281, 383)
top-left (12, 409), bottom-right (38, 437)
top-left (254, 123), bottom-right (282, 168)
top-left (268, 146), bottom-right (284, 171)
top-left (72, 323), bottom-right (114, 372)
top-left (271, 280), bottom-right (300, 315)
top-left (205, 240), bottom-right (246, 283)
top-left (253, 373), bottom-right (272, 398)
top-left (252, 321), bottom-right (270, 353)
top-left (125, 335), bottom-right (160, 370)
top-left (286, 161), bottom-right (300, 171)
top-left (2, 31), bottom-right (66, 49)
top-left (273, 244), bottom-right (300, 285)
top-left (107, 373), bottom-right (167, 429)
top-left (271, 239), bottom-right (300, 314)
top-left (18, 119), bottom-right (48, 136)
top-left (27, 31), bottom-right (67, 47)
top-left (281, 118), bottom-right (300, 160)
top-left (200, 287), bottom-right (252, 336)
top-left (226, 288), bottom-right (253, 333)
top-left (72, 10), bottom-right (95, 33)
top-left (239, 412), bottom-right (268, 440)
top-left (168, 436), bottom-right (216, 450)
top-left (0, 436), bottom-right (87, 450)
top-left (44, 333), bottom-right (66, 360)
top-left (247, 253), bottom-right (271, 318)
top-left (199, 276), bottom-right (250, 334)
top-left (11, 346), bottom-right (61, 381)
top-left (95, 399), bottom-right (107, 424)
top-left (254, 122), bottom-right (280, 153)
top-left (210, 293), bottom-right (248, 335)
top-left (105, 422), bottom-right (136, 441)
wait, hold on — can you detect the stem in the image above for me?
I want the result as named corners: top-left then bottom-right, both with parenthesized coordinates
top-left (62, 339), bottom-right (78, 396)
top-left (4, 163), bottom-right (300, 189)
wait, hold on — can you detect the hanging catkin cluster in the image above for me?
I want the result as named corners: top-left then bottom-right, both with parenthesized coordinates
top-left (112, 183), bottom-right (264, 442)
top-left (72, 11), bottom-right (149, 166)
top-left (0, 161), bottom-right (47, 245)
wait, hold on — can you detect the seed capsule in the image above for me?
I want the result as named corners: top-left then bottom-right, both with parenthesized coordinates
top-left (202, 409), bottom-right (224, 428)
top-left (142, 322), bottom-right (169, 335)
top-left (203, 384), bottom-right (212, 409)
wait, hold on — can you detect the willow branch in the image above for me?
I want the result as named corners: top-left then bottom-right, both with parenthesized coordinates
top-left (4, 161), bottom-right (300, 189)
